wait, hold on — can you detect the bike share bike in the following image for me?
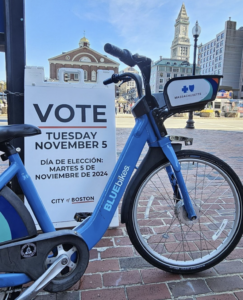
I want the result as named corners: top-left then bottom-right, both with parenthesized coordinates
top-left (0, 44), bottom-right (242, 299)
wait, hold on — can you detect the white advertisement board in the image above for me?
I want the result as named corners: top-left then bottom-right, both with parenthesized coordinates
top-left (24, 67), bottom-right (118, 228)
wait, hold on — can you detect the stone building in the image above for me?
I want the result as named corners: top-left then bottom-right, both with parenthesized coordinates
top-left (198, 19), bottom-right (243, 98)
top-left (151, 58), bottom-right (200, 94)
top-left (171, 3), bottom-right (191, 61)
top-left (151, 4), bottom-right (200, 94)
top-left (48, 36), bottom-right (119, 82)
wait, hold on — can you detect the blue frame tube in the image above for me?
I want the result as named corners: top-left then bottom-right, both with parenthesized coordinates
top-left (158, 137), bottom-right (197, 220)
top-left (77, 115), bottom-right (156, 249)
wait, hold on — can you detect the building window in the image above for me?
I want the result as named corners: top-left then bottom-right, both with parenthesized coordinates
top-left (159, 85), bottom-right (163, 90)
top-left (167, 67), bottom-right (172, 72)
top-left (220, 40), bottom-right (224, 46)
top-left (74, 73), bottom-right (79, 81)
top-left (204, 46), bottom-right (206, 51)
top-left (218, 69), bottom-right (221, 74)
top-left (206, 57), bottom-right (209, 61)
top-left (211, 42), bottom-right (214, 47)
top-left (174, 62), bottom-right (177, 65)
top-left (215, 64), bottom-right (218, 69)
top-left (241, 85), bottom-right (243, 92)
top-left (210, 49), bottom-right (213, 54)
top-left (181, 74), bottom-right (184, 76)
top-left (220, 47), bottom-right (223, 53)
top-left (207, 50), bottom-right (209, 55)
top-left (84, 70), bottom-right (87, 80)
top-left (207, 44), bottom-right (209, 49)
top-left (160, 78), bottom-right (164, 83)
top-left (160, 72), bottom-right (163, 77)
top-left (218, 62), bottom-right (221, 67)
top-left (215, 57), bottom-right (218, 62)
top-left (167, 73), bottom-right (170, 78)
top-left (181, 68), bottom-right (185, 73)
top-left (217, 42), bottom-right (219, 48)
top-left (173, 68), bottom-right (179, 72)
top-left (187, 68), bottom-right (192, 73)
top-left (217, 35), bottom-right (220, 41)
top-left (221, 33), bottom-right (224, 39)
top-left (203, 58), bottom-right (205, 62)
top-left (158, 66), bottom-right (166, 71)
top-left (210, 55), bottom-right (212, 60)
top-left (216, 50), bottom-right (219, 55)
top-left (174, 74), bottom-right (177, 78)
top-left (219, 55), bottom-right (222, 60)
top-left (91, 70), bottom-right (96, 81)
top-left (181, 47), bottom-right (188, 56)
top-left (167, 62), bottom-right (170, 65)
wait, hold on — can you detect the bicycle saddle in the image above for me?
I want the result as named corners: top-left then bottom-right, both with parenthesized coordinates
top-left (0, 124), bottom-right (41, 143)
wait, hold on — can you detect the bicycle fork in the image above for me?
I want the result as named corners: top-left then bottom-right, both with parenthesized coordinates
top-left (158, 136), bottom-right (197, 220)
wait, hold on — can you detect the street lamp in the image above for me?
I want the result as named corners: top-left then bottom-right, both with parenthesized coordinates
top-left (186, 21), bottom-right (201, 129)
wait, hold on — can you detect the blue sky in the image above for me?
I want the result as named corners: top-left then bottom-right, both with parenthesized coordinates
top-left (1, 0), bottom-right (243, 80)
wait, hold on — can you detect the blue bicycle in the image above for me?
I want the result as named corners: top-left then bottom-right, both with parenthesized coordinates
top-left (0, 44), bottom-right (242, 300)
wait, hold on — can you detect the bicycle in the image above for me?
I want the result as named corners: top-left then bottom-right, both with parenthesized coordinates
top-left (0, 43), bottom-right (242, 300)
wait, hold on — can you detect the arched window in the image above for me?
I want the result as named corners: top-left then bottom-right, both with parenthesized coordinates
top-left (83, 70), bottom-right (87, 81)
top-left (91, 70), bottom-right (96, 81)
top-left (80, 56), bottom-right (91, 62)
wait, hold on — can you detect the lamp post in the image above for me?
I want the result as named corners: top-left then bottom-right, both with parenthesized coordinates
top-left (186, 21), bottom-right (201, 129)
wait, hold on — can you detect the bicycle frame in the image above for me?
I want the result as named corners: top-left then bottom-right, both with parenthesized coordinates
top-left (0, 113), bottom-right (196, 287)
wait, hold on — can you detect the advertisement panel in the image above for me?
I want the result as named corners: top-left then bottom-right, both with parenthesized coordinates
top-left (24, 67), bottom-right (118, 228)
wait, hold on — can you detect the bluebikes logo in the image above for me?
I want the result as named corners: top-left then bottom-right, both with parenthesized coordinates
top-left (182, 85), bottom-right (195, 93)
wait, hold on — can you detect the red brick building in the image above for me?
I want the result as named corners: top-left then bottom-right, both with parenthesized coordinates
top-left (48, 36), bottom-right (119, 81)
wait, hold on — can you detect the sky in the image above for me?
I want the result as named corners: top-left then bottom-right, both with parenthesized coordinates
top-left (1, 0), bottom-right (243, 81)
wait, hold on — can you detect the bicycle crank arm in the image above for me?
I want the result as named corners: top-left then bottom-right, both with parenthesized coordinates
top-left (16, 254), bottom-right (68, 300)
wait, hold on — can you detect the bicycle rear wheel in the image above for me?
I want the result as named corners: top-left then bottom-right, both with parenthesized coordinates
top-left (126, 150), bottom-right (243, 274)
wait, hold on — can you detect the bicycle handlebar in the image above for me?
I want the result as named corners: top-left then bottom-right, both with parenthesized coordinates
top-left (104, 43), bottom-right (158, 109)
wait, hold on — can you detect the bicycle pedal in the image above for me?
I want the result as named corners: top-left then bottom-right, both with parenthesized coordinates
top-left (74, 212), bottom-right (92, 222)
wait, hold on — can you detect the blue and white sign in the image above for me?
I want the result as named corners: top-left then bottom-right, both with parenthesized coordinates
top-left (167, 78), bottom-right (216, 107)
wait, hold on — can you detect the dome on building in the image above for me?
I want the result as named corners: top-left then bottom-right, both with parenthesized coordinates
top-left (79, 35), bottom-right (90, 48)
top-left (80, 36), bottom-right (89, 43)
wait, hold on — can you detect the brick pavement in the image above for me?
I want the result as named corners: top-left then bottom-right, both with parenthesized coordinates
top-left (1, 124), bottom-right (243, 299)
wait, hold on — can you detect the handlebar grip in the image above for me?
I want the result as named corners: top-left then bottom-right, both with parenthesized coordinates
top-left (104, 43), bottom-right (125, 59)
top-left (103, 78), bottom-right (114, 85)
top-left (104, 43), bottom-right (135, 67)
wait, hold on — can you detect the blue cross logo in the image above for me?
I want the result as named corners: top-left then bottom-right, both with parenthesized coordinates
top-left (182, 86), bottom-right (188, 93)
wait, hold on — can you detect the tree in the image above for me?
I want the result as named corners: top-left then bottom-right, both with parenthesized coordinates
top-left (0, 81), bottom-right (6, 93)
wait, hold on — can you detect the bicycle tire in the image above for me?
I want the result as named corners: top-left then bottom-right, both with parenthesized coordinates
top-left (126, 149), bottom-right (243, 274)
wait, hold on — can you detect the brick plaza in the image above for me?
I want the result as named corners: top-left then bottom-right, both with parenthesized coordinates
top-left (1, 122), bottom-right (243, 300)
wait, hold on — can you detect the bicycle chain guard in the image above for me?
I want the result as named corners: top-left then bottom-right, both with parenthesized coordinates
top-left (0, 229), bottom-right (89, 292)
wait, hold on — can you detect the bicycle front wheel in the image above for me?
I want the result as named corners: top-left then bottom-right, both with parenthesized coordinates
top-left (126, 150), bottom-right (243, 274)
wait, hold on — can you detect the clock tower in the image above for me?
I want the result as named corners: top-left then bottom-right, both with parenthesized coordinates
top-left (171, 3), bottom-right (191, 61)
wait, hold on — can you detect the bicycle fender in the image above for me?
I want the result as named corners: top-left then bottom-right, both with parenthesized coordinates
top-left (121, 143), bottom-right (182, 224)
top-left (0, 186), bottom-right (37, 244)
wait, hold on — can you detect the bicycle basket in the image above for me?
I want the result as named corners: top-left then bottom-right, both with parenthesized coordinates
top-left (163, 75), bottom-right (223, 113)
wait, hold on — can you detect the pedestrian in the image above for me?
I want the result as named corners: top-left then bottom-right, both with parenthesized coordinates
top-left (123, 104), bottom-right (126, 114)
